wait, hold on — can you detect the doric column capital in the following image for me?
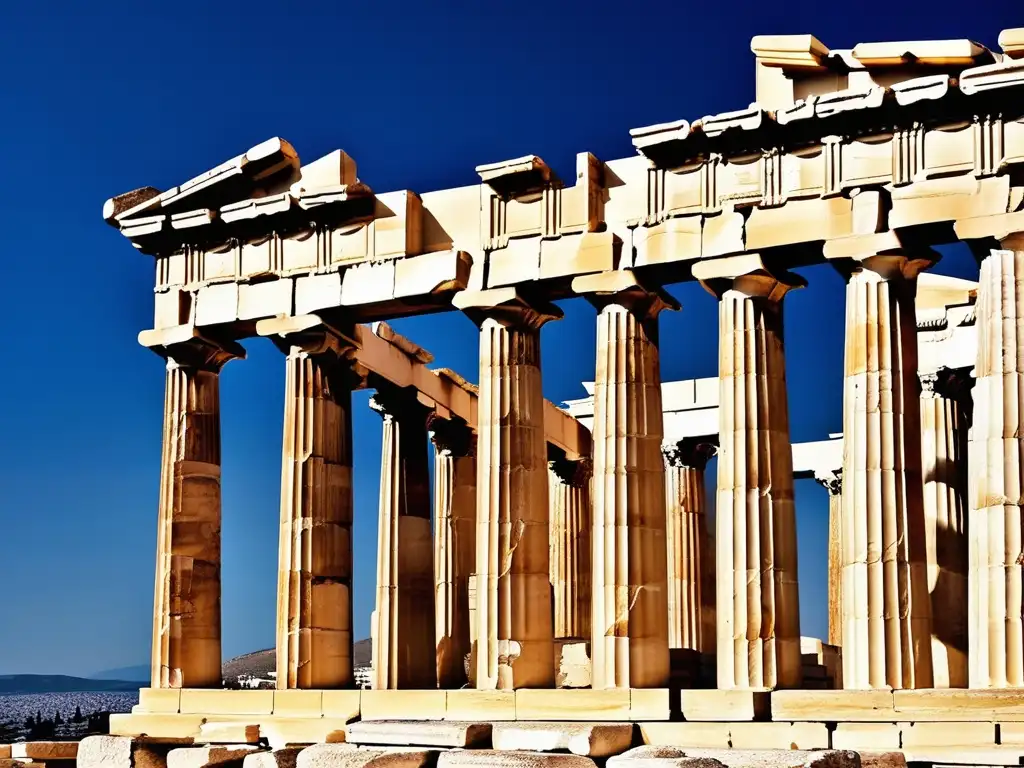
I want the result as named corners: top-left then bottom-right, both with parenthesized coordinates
top-left (139, 325), bottom-right (245, 372)
top-left (452, 287), bottom-right (563, 330)
top-left (814, 468), bottom-right (842, 497)
top-left (920, 366), bottom-right (975, 403)
top-left (826, 231), bottom-right (940, 282)
top-left (428, 415), bottom-right (475, 458)
top-left (662, 438), bottom-right (718, 471)
top-left (369, 385), bottom-right (428, 423)
top-left (256, 313), bottom-right (358, 360)
top-left (571, 270), bottom-right (680, 320)
top-left (692, 253), bottom-right (806, 302)
top-left (548, 454), bottom-right (592, 487)
top-left (953, 210), bottom-right (1024, 258)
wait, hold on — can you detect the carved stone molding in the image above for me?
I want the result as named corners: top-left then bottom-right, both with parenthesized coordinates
top-left (662, 438), bottom-right (718, 471)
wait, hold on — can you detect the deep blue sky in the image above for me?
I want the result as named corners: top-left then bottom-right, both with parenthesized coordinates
top-left (0, 1), bottom-right (1014, 676)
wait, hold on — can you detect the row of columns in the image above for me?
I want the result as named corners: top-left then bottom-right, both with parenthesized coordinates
top-left (148, 235), bottom-right (1024, 692)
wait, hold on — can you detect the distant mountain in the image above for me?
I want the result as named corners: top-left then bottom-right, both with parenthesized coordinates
top-left (89, 665), bottom-right (149, 682)
top-left (0, 675), bottom-right (141, 694)
top-left (223, 639), bottom-right (371, 680)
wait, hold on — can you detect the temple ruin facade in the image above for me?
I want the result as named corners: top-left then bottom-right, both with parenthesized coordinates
top-left (94, 24), bottom-right (1024, 758)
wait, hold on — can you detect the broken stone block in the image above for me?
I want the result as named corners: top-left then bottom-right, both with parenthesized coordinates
top-left (492, 723), bottom-right (634, 757)
top-left (78, 735), bottom-right (194, 768)
top-left (606, 748), bottom-right (728, 768)
top-left (167, 745), bottom-right (265, 768)
top-left (608, 748), bottom-right (860, 768)
top-left (243, 750), bottom-right (304, 768)
top-left (297, 744), bottom-right (434, 768)
top-left (0, 749), bottom-right (9, 761)
top-left (555, 641), bottom-right (592, 689)
top-left (436, 751), bottom-right (598, 768)
top-left (857, 754), bottom-right (906, 768)
top-left (345, 721), bottom-right (490, 748)
top-left (12, 743), bottom-right (79, 761)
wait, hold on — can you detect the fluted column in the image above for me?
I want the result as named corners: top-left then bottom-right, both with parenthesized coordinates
top-left (814, 470), bottom-right (843, 648)
top-left (700, 522), bottom-right (717, 656)
top-left (273, 328), bottom-right (356, 689)
top-left (432, 417), bottom-right (477, 689)
top-left (920, 368), bottom-right (970, 688)
top-left (453, 287), bottom-right (561, 690)
top-left (549, 455), bottom-right (592, 641)
top-left (150, 335), bottom-right (243, 689)
top-left (664, 439), bottom-right (716, 652)
top-left (694, 255), bottom-right (803, 690)
top-left (572, 270), bottom-right (676, 689)
top-left (371, 387), bottom-right (435, 690)
top-left (841, 252), bottom-right (934, 690)
top-left (969, 238), bottom-right (1024, 688)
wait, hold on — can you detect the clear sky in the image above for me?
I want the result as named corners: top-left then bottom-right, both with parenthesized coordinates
top-left (0, 0), bottom-right (1015, 677)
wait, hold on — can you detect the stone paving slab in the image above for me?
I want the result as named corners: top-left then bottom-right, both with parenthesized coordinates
top-left (296, 744), bottom-right (434, 768)
top-left (436, 750), bottom-right (598, 768)
top-left (345, 721), bottom-right (490, 748)
top-left (491, 722), bottom-right (634, 757)
top-left (608, 748), bottom-right (860, 768)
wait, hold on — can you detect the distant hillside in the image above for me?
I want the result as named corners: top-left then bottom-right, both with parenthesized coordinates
top-left (89, 664), bottom-right (149, 682)
top-left (223, 639), bottom-right (371, 679)
top-left (0, 675), bottom-right (141, 694)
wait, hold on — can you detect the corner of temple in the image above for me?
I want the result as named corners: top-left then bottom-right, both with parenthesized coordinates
top-left (452, 286), bottom-right (563, 330)
top-left (139, 324), bottom-right (245, 371)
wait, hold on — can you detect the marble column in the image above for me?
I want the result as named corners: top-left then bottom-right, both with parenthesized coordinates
top-left (549, 455), bottom-right (592, 641)
top-left (431, 417), bottom-right (477, 689)
top-left (841, 253), bottom-right (934, 690)
top-left (274, 328), bottom-right (356, 689)
top-left (453, 287), bottom-right (561, 690)
top-left (814, 469), bottom-right (843, 648)
top-left (151, 335), bottom-right (243, 689)
top-left (969, 238), bottom-right (1024, 689)
top-left (371, 387), bottom-right (435, 690)
top-left (573, 270), bottom-right (676, 690)
top-left (663, 439), bottom-right (716, 652)
top-left (920, 368), bottom-right (970, 689)
top-left (695, 257), bottom-right (803, 690)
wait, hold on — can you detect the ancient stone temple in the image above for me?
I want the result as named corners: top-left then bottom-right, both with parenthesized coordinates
top-left (96, 24), bottom-right (1024, 763)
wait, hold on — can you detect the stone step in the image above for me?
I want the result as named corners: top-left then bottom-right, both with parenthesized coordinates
top-left (295, 744), bottom-right (434, 768)
top-left (167, 745), bottom-right (266, 768)
top-left (344, 721), bottom-right (490, 749)
top-left (436, 751), bottom-right (598, 767)
top-left (491, 722), bottom-right (634, 757)
top-left (607, 748), bottom-right (860, 768)
top-left (242, 750), bottom-right (303, 768)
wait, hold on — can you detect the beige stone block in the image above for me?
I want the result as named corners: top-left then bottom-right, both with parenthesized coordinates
top-left (857, 753), bottom-right (906, 768)
top-left (893, 689), bottom-right (1024, 721)
top-left (492, 723), bottom-right (633, 757)
top-left (321, 691), bottom-right (361, 721)
top-left (180, 690), bottom-right (275, 716)
top-left (437, 753), bottom-right (597, 768)
top-left (701, 211), bottom-right (745, 257)
top-left (679, 690), bottom-right (769, 722)
top-left (998, 722), bottom-right (1024, 744)
top-left (609, 747), bottom-right (859, 768)
top-left (140, 688), bottom-right (182, 714)
top-left (555, 642), bottom-right (592, 689)
top-left (238, 279), bottom-right (293, 321)
top-left (831, 724), bottom-right (900, 750)
top-left (11, 744), bottom-right (78, 760)
top-left (637, 723), bottom-right (730, 748)
top-left (771, 690), bottom-right (895, 721)
top-left (78, 735), bottom-right (192, 768)
top-left (109, 714), bottom-right (206, 739)
top-left (273, 691), bottom-right (324, 717)
top-left (294, 273), bottom-right (342, 315)
top-left (155, 289), bottom-right (190, 329)
top-left (359, 691), bottom-right (445, 721)
top-left (485, 238), bottom-right (541, 287)
top-left (0, 749), bottom-right (9, 761)
top-left (298, 744), bottom-right (434, 768)
top-left (900, 747), bottom-right (1024, 765)
top-left (728, 723), bottom-right (829, 750)
top-left (900, 722), bottom-right (995, 748)
top-left (2, 761), bottom-right (44, 768)
top-left (199, 722), bottom-right (262, 744)
top-left (633, 219), bottom-right (701, 267)
top-left (540, 232), bottom-right (616, 280)
top-left (341, 261), bottom-right (395, 306)
top-left (630, 690), bottom-right (670, 721)
top-left (195, 283), bottom-right (239, 326)
top-left (393, 250), bottom-right (470, 297)
top-left (243, 749), bottom-right (304, 768)
top-left (444, 690), bottom-right (516, 721)
top-left (345, 721), bottom-right (489, 748)
top-left (516, 690), bottom-right (630, 722)
top-left (167, 746), bottom-right (264, 768)
top-left (259, 720), bottom-right (348, 750)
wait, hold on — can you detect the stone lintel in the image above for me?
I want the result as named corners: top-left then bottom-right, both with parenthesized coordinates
top-left (476, 155), bottom-right (560, 198)
top-left (692, 253), bottom-right (806, 301)
top-left (662, 437), bottom-right (717, 471)
top-left (138, 324), bottom-right (245, 371)
top-left (255, 314), bottom-right (357, 358)
top-left (955, 211), bottom-right (1024, 253)
top-left (750, 34), bottom-right (831, 70)
top-left (372, 322), bottom-right (433, 364)
top-left (1001, 28), bottom-right (1024, 59)
top-left (572, 270), bottom-right (679, 318)
top-left (453, 287), bottom-right (563, 330)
